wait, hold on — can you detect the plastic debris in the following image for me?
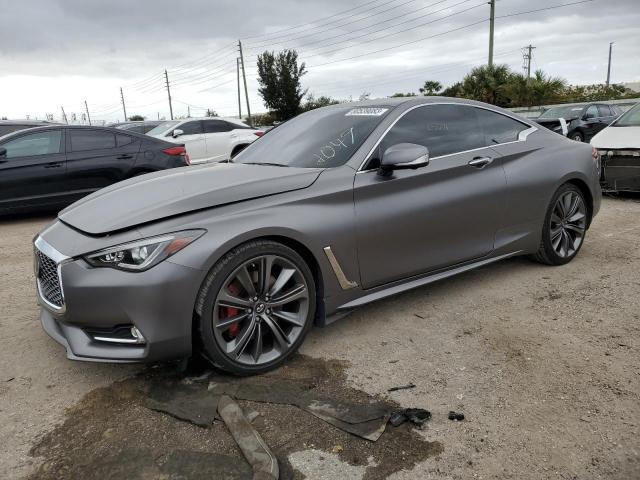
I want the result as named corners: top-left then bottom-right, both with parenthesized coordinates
top-left (387, 383), bottom-right (416, 392)
top-left (389, 408), bottom-right (431, 427)
top-left (448, 411), bottom-right (465, 421)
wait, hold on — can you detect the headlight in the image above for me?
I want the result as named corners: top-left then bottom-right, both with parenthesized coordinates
top-left (84, 230), bottom-right (205, 272)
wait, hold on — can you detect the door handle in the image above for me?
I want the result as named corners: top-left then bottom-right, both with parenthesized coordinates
top-left (468, 157), bottom-right (493, 168)
top-left (44, 162), bottom-right (63, 168)
top-left (117, 154), bottom-right (133, 160)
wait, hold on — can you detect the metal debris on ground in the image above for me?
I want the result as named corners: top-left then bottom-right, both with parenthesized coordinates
top-left (218, 395), bottom-right (279, 480)
top-left (387, 383), bottom-right (416, 392)
top-left (448, 411), bottom-right (465, 421)
top-left (389, 408), bottom-right (432, 427)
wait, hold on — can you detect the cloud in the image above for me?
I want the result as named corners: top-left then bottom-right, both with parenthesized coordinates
top-left (1, 0), bottom-right (638, 121)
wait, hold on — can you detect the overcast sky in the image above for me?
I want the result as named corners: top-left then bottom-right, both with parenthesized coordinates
top-left (1, 0), bottom-right (638, 123)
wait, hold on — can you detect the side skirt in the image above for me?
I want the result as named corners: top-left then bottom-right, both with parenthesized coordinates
top-left (335, 251), bottom-right (523, 311)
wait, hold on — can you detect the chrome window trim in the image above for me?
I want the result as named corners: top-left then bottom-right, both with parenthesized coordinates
top-left (34, 236), bottom-right (71, 314)
top-left (357, 102), bottom-right (537, 172)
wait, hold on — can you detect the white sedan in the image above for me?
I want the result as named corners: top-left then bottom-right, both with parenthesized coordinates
top-left (591, 102), bottom-right (640, 192)
top-left (147, 118), bottom-right (263, 164)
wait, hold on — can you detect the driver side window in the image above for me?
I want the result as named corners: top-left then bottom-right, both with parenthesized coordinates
top-left (371, 104), bottom-right (484, 168)
top-left (3, 130), bottom-right (62, 159)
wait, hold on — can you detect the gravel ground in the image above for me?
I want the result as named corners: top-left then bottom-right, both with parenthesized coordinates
top-left (0, 197), bottom-right (639, 479)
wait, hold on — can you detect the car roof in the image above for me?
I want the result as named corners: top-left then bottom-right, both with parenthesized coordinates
top-left (0, 119), bottom-right (63, 125)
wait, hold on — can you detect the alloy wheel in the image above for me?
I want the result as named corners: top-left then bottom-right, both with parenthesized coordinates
top-left (212, 255), bottom-right (310, 366)
top-left (550, 191), bottom-right (586, 258)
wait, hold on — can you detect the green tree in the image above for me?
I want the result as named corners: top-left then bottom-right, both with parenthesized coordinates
top-left (419, 80), bottom-right (442, 95)
top-left (506, 70), bottom-right (566, 107)
top-left (390, 92), bottom-right (417, 97)
top-left (302, 93), bottom-right (340, 111)
top-left (441, 82), bottom-right (464, 98)
top-left (205, 109), bottom-right (218, 117)
top-left (459, 64), bottom-right (512, 106)
top-left (257, 49), bottom-right (307, 121)
top-left (128, 114), bottom-right (144, 121)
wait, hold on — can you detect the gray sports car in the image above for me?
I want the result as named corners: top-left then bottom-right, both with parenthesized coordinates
top-left (34, 97), bottom-right (602, 374)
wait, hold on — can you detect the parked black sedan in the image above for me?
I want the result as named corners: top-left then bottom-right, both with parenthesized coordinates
top-left (0, 119), bottom-right (64, 136)
top-left (0, 125), bottom-right (190, 214)
top-left (536, 103), bottom-right (622, 142)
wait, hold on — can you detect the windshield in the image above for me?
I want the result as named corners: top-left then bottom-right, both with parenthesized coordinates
top-left (538, 105), bottom-right (584, 119)
top-left (613, 103), bottom-right (640, 127)
top-left (234, 105), bottom-right (392, 168)
top-left (146, 120), bottom-right (180, 136)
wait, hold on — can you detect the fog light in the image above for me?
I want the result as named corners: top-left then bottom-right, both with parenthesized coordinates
top-left (131, 326), bottom-right (146, 344)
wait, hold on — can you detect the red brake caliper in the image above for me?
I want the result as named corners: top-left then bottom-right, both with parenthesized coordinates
top-left (221, 282), bottom-right (242, 338)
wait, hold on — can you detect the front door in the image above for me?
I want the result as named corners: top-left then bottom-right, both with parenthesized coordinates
top-left (0, 128), bottom-right (68, 211)
top-left (354, 104), bottom-right (510, 289)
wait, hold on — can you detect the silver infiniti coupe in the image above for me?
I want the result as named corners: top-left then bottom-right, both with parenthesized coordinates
top-left (34, 97), bottom-right (602, 375)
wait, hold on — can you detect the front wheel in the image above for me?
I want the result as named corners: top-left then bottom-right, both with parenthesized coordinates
top-left (532, 184), bottom-right (588, 266)
top-left (195, 240), bottom-right (316, 375)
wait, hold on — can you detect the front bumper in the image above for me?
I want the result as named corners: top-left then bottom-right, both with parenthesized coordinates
top-left (35, 235), bottom-right (204, 363)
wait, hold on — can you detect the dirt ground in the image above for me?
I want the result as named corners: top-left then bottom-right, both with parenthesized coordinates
top-left (1, 196), bottom-right (639, 480)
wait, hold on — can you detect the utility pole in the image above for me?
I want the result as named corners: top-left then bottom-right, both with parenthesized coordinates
top-left (523, 44), bottom-right (536, 79)
top-left (84, 100), bottom-right (91, 126)
top-left (120, 87), bottom-right (128, 121)
top-left (237, 57), bottom-right (243, 120)
top-left (238, 40), bottom-right (252, 126)
top-left (61, 106), bottom-right (68, 124)
top-left (187, 105), bottom-right (191, 118)
top-left (164, 69), bottom-right (174, 120)
top-left (488, 0), bottom-right (495, 67)
top-left (606, 42), bottom-right (614, 87)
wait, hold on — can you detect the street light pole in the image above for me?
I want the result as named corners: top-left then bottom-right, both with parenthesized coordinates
top-left (488, 0), bottom-right (495, 67)
top-left (606, 42), bottom-right (614, 87)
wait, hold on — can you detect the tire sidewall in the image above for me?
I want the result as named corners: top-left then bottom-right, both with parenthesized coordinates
top-left (541, 184), bottom-right (586, 265)
top-left (197, 241), bottom-right (316, 375)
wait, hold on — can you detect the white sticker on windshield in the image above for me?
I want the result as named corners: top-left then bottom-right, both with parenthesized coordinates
top-left (345, 107), bottom-right (389, 116)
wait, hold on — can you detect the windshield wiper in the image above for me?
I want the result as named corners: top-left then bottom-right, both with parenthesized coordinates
top-left (241, 162), bottom-right (288, 167)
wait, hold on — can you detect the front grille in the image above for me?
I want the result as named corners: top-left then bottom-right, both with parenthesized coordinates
top-left (35, 249), bottom-right (63, 308)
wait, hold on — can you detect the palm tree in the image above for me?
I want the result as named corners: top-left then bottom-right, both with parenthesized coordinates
top-left (460, 64), bottom-right (512, 106)
top-left (505, 70), bottom-right (567, 107)
top-left (419, 80), bottom-right (442, 95)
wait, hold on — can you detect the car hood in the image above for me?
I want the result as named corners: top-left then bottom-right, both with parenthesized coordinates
top-left (591, 126), bottom-right (640, 149)
top-left (59, 163), bottom-right (322, 235)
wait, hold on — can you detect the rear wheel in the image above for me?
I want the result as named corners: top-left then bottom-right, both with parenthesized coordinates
top-left (571, 132), bottom-right (584, 142)
top-left (195, 240), bottom-right (316, 375)
top-left (532, 184), bottom-right (588, 265)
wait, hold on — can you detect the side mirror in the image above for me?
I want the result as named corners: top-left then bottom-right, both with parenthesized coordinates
top-left (172, 129), bottom-right (184, 138)
top-left (378, 143), bottom-right (429, 176)
top-left (0, 147), bottom-right (6, 162)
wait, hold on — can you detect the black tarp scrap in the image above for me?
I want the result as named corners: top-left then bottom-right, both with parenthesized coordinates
top-left (145, 374), bottom-right (394, 441)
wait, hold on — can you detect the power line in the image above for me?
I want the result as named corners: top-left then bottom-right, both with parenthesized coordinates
top-left (497, 0), bottom-right (597, 19)
top-left (241, 0), bottom-right (395, 41)
top-left (245, 0), bottom-right (423, 49)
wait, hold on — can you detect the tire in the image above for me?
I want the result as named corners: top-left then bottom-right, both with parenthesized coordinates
top-left (195, 240), bottom-right (316, 375)
top-left (532, 183), bottom-right (588, 266)
top-left (570, 131), bottom-right (584, 142)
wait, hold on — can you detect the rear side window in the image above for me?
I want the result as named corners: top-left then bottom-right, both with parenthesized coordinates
top-left (380, 104), bottom-right (485, 158)
top-left (598, 105), bottom-right (612, 117)
top-left (475, 108), bottom-right (529, 144)
top-left (70, 130), bottom-right (116, 152)
top-left (203, 120), bottom-right (233, 133)
top-left (3, 130), bottom-right (62, 158)
top-left (116, 133), bottom-right (136, 146)
top-left (584, 105), bottom-right (598, 119)
top-left (178, 121), bottom-right (203, 135)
